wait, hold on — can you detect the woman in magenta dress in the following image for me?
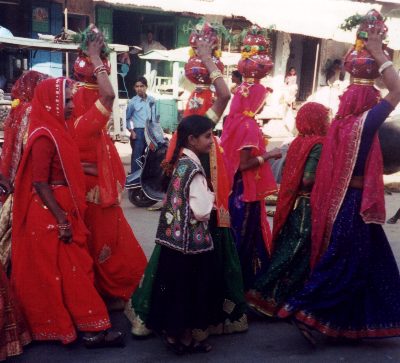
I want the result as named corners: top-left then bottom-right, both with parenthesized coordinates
top-left (221, 81), bottom-right (280, 290)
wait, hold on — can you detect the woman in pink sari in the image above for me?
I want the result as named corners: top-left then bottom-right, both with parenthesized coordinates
top-left (277, 29), bottom-right (400, 344)
top-left (221, 81), bottom-right (280, 290)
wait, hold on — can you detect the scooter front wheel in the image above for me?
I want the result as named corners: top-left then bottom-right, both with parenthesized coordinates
top-left (128, 188), bottom-right (158, 208)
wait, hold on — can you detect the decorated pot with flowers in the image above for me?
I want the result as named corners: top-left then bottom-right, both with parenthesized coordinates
top-left (184, 21), bottom-right (224, 85)
top-left (237, 26), bottom-right (273, 80)
top-left (343, 9), bottom-right (390, 79)
top-left (72, 24), bottom-right (111, 84)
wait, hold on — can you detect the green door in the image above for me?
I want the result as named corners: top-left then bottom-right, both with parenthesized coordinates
top-left (157, 99), bottom-right (178, 132)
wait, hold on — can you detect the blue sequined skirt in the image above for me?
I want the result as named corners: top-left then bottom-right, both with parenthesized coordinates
top-left (279, 188), bottom-right (400, 338)
top-left (229, 173), bottom-right (270, 291)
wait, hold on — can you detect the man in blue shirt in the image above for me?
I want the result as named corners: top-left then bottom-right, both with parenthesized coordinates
top-left (126, 76), bottom-right (157, 173)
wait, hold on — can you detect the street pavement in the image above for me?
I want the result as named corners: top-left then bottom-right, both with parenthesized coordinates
top-left (8, 142), bottom-right (400, 363)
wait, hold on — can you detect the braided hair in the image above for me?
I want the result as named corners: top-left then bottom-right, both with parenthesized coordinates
top-left (161, 115), bottom-right (215, 191)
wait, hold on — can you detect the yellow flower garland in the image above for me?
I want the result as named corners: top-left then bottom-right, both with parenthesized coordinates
top-left (11, 99), bottom-right (20, 108)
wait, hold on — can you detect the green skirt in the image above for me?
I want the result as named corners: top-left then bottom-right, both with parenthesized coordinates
top-left (247, 196), bottom-right (311, 317)
top-left (125, 220), bottom-right (248, 338)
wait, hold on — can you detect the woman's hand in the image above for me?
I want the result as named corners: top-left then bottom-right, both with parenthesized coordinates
top-left (58, 223), bottom-right (72, 244)
top-left (0, 174), bottom-right (13, 195)
top-left (264, 148), bottom-right (282, 161)
top-left (195, 39), bottom-right (213, 62)
top-left (87, 31), bottom-right (105, 59)
top-left (364, 27), bottom-right (385, 58)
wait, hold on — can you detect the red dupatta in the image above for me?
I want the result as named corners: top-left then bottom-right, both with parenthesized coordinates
top-left (272, 102), bottom-right (329, 244)
top-left (1, 71), bottom-right (48, 183)
top-left (13, 78), bottom-right (88, 243)
top-left (310, 84), bottom-right (385, 268)
top-left (220, 82), bottom-right (277, 202)
top-left (72, 85), bottom-right (126, 208)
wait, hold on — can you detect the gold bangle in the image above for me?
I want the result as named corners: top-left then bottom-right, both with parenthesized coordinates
top-left (210, 69), bottom-right (223, 83)
top-left (256, 156), bottom-right (265, 165)
top-left (205, 108), bottom-right (220, 124)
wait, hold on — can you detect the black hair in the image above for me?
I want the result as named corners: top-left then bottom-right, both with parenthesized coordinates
top-left (162, 115), bottom-right (214, 190)
top-left (231, 70), bottom-right (242, 82)
top-left (135, 76), bottom-right (148, 87)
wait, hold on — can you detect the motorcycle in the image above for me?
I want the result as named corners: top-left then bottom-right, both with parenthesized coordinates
top-left (125, 104), bottom-right (169, 208)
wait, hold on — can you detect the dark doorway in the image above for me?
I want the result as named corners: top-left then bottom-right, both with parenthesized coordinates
top-left (299, 36), bottom-right (320, 101)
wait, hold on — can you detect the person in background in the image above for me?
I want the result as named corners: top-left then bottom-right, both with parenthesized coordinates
top-left (140, 30), bottom-right (166, 53)
top-left (284, 67), bottom-right (298, 107)
top-left (0, 259), bottom-right (31, 360)
top-left (231, 70), bottom-right (242, 94)
top-left (126, 76), bottom-right (157, 174)
top-left (0, 70), bottom-right (48, 270)
top-left (387, 207), bottom-right (400, 224)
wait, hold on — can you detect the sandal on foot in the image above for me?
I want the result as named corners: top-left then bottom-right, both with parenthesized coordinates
top-left (163, 336), bottom-right (185, 355)
top-left (83, 329), bottom-right (125, 349)
top-left (184, 340), bottom-right (212, 353)
top-left (387, 217), bottom-right (399, 224)
top-left (291, 320), bottom-right (316, 348)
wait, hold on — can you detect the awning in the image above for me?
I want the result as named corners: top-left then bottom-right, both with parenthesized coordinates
top-left (139, 46), bottom-right (241, 65)
top-left (0, 35), bottom-right (129, 53)
top-left (95, 0), bottom-right (400, 50)
top-left (93, 0), bottom-right (233, 17)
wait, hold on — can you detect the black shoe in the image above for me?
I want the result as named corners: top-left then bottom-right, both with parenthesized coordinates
top-left (291, 319), bottom-right (316, 348)
top-left (83, 329), bottom-right (125, 349)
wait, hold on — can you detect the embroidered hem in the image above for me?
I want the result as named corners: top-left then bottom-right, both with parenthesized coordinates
top-left (192, 314), bottom-right (248, 341)
top-left (246, 290), bottom-right (277, 317)
top-left (124, 304), bottom-right (152, 337)
top-left (278, 306), bottom-right (400, 339)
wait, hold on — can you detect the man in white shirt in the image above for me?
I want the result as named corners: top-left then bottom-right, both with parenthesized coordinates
top-left (140, 31), bottom-right (166, 54)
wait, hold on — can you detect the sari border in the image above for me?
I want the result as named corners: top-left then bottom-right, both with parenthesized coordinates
top-left (322, 111), bottom-right (368, 254)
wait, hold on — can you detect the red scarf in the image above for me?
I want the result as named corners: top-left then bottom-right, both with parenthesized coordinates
top-left (13, 78), bottom-right (88, 243)
top-left (1, 71), bottom-right (48, 182)
top-left (272, 102), bottom-right (329, 244)
top-left (221, 82), bottom-right (276, 202)
top-left (310, 84), bottom-right (385, 268)
top-left (72, 85), bottom-right (126, 207)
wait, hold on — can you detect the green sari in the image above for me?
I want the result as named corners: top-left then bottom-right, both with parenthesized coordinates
top-left (247, 144), bottom-right (322, 316)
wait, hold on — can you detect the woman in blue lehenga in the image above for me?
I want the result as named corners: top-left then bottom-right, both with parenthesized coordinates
top-left (278, 28), bottom-right (400, 343)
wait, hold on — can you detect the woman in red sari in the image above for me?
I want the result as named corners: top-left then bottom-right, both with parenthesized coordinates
top-left (0, 261), bottom-right (31, 361)
top-left (0, 71), bottom-right (48, 269)
top-left (221, 81), bottom-right (280, 290)
top-left (11, 40), bottom-right (124, 348)
top-left (71, 26), bottom-right (146, 305)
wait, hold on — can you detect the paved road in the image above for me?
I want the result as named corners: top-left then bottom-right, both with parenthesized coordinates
top-left (9, 190), bottom-right (400, 363)
top-left (9, 146), bottom-right (400, 362)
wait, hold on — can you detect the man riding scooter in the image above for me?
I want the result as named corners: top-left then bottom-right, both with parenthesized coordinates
top-left (125, 76), bottom-right (167, 207)
top-left (126, 76), bottom-right (157, 174)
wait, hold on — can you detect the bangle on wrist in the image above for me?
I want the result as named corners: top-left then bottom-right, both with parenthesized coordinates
top-left (256, 156), bottom-right (265, 165)
top-left (57, 222), bottom-right (71, 230)
top-left (94, 65), bottom-right (107, 77)
top-left (209, 70), bottom-right (223, 84)
top-left (378, 60), bottom-right (393, 75)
